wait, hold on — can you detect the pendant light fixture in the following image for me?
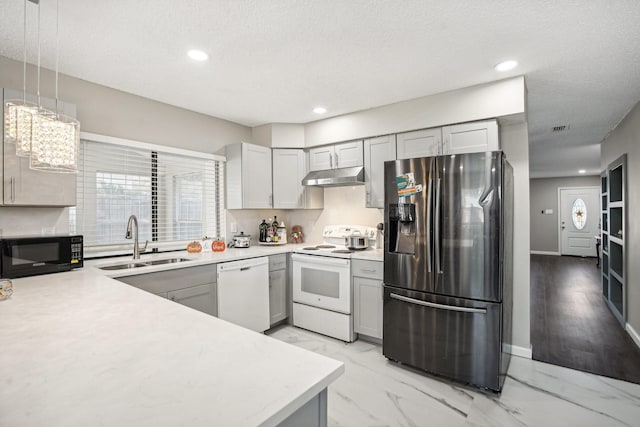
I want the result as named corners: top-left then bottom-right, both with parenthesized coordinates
top-left (30, 0), bottom-right (80, 173)
top-left (4, 0), bottom-right (41, 154)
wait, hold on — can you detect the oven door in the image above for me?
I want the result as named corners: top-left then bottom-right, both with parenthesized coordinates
top-left (292, 253), bottom-right (351, 314)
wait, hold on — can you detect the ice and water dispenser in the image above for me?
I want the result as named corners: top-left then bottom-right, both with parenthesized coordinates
top-left (388, 203), bottom-right (416, 254)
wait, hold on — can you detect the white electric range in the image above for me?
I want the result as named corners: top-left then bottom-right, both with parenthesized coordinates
top-left (291, 225), bottom-right (377, 342)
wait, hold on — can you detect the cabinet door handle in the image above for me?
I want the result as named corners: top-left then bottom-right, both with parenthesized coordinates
top-left (10, 176), bottom-right (15, 202)
top-left (269, 194), bottom-right (273, 206)
top-left (334, 152), bottom-right (339, 168)
top-left (360, 268), bottom-right (377, 273)
top-left (329, 153), bottom-right (333, 169)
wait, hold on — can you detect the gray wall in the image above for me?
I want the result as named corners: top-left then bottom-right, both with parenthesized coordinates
top-left (0, 56), bottom-right (251, 151)
top-left (0, 55), bottom-right (251, 237)
top-left (530, 176), bottom-right (600, 253)
top-left (601, 100), bottom-right (640, 338)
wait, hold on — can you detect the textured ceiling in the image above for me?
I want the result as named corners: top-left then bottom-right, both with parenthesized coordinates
top-left (1, 0), bottom-right (639, 177)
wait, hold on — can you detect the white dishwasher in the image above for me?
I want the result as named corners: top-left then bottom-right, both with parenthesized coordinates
top-left (217, 256), bottom-right (270, 332)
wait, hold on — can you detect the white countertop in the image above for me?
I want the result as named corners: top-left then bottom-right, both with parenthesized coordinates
top-left (88, 244), bottom-right (383, 278)
top-left (0, 244), bottom-right (344, 426)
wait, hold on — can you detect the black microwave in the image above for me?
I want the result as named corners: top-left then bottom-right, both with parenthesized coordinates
top-left (0, 235), bottom-right (83, 279)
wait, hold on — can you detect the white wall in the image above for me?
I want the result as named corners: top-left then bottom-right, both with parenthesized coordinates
top-left (304, 76), bottom-right (526, 146)
top-left (600, 100), bottom-right (640, 338)
top-left (501, 122), bottom-right (531, 353)
top-left (0, 55), bottom-right (251, 237)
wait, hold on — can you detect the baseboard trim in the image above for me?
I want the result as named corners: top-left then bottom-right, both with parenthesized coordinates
top-left (530, 250), bottom-right (560, 256)
top-left (626, 323), bottom-right (640, 350)
top-left (503, 343), bottom-right (533, 359)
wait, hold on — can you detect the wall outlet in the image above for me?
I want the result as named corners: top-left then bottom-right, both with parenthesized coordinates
top-left (230, 222), bottom-right (238, 233)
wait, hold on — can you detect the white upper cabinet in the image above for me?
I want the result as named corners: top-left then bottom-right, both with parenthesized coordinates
top-left (2, 88), bottom-right (77, 206)
top-left (442, 120), bottom-right (499, 155)
top-left (396, 128), bottom-right (442, 159)
top-left (225, 142), bottom-right (272, 209)
top-left (308, 145), bottom-right (334, 171)
top-left (308, 140), bottom-right (363, 171)
top-left (334, 141), bottom-right (363, 168)
top-left (396, 120), bottom-right (499, 159)
top-left (272, 149), bottom-right (323, 209)
top-left (364, 135), bottom-right (396, 208)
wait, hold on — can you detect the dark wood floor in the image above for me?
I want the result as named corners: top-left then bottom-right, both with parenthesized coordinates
top-left (530, 254), bottom-right (640, 384)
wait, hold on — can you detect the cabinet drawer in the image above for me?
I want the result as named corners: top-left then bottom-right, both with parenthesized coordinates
top-left (269, 254), bottom-right (287, 271)
top-left (352, 260), bottom-right (383, 280)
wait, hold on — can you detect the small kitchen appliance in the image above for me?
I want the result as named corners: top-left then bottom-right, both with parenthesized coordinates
top-left (0, 235), bottom-right (83, 279)
top-left (232, 232), bottom-right (251, 248)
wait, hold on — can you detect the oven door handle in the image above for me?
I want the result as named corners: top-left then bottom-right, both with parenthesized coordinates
top-left (390, 293), bottom-right (487, 314)
top-left (291, 253), bottom-right (350, 266)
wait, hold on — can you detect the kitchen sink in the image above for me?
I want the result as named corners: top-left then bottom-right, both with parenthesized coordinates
top-left (98, 258), bottom-right (190, 271)
top-left (144, 258), bottom-right (190, 266)
top-left (99, 262), bottom-right (150, 270)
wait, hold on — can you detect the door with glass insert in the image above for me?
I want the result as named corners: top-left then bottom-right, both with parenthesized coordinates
top-left (560, 187), bottom-right (600, 257)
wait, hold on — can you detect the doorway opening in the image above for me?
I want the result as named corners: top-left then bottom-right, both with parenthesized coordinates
top-left (530, 254), bottom-right (640, 383)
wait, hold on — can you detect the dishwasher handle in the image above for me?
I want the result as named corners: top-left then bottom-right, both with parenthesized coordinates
top-left (217, 256), bottom-right (268, 273)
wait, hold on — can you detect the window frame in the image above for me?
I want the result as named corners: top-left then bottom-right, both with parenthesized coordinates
top-left (72, 132), bottom-right (226, 257)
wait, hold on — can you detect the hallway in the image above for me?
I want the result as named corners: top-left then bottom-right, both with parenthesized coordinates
top-left (530, 254), bottom-right (640, 383)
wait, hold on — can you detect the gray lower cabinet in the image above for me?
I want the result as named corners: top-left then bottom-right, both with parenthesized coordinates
top-left (167, 283), bottom-right (217, 316)
top-left (352, 259), bottom-right (383, 340)
top-left (116, 264), bottom-right (217, 316)
top-left (269, 254), bottom-right (288, 326)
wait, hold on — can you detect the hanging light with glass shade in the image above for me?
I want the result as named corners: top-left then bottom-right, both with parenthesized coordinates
top-left (4, 0), bottom-right (42, 155)
top-left (30, 0), bottom-right (80, 173)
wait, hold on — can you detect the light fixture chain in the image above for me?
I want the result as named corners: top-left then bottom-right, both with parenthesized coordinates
top-left (22, 0), bottom-right (27, 103)
top-left (55, 0), bottom-right (60, 115)
top-left (36, 0), bottom-right (41, 106)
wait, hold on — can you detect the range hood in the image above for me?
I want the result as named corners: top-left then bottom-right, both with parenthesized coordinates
top-left (302, 166), bottom-right (365, 187)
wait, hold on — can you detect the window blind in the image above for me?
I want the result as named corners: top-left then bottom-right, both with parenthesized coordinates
top-left (71, 134), bottom-right (225, 253)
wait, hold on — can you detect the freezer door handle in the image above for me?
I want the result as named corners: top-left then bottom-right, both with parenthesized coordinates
top-left (434, 176), bottom-right (442, 274)
top-left (426, 172), bottom-right (433, 273)
top-left (389, 293), bottom-right (487, 314)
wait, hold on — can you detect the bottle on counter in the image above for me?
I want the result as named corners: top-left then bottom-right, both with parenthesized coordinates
top-left (277, 221), bottom-right (287, 244)
top-left (272, 216), bottom-right (279, 228)
top-left (259, 219), bottom-right (268, 242)
top-left (266, 217), bottom-right (274, 242)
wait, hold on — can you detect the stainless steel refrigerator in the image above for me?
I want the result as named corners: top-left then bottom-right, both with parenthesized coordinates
top-left (383, 151), bottom-right (513, 392)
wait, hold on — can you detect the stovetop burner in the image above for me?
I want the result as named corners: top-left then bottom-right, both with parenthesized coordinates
top-left (316, 244), bottom-right (336, 249)
top-left (332, 249), bottom-right (353, 254)
top-left (302, 247), bottom-right (319, 250)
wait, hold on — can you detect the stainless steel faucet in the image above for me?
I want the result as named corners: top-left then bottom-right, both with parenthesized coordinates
top-left (125, 215), bottom-right (148, 260)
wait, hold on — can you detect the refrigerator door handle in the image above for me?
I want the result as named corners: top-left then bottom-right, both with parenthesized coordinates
top-left (390, 293), bottom-right (487, 314)
top-left (426, 173), bottom-right (433, 273)
top-left (434, 176), bottom-right (442, 274)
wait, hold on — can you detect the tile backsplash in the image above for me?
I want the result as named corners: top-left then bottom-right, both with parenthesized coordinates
top-left (0, 207), bottom-right (70, 238)
top-left (226, 186), bottom-right (383, 245)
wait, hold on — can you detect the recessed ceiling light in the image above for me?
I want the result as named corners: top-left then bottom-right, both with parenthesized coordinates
top-left (578, 169), bottom-right (586, 174)
top-left (494, 60), bottom-right (518, 72)
top-left (187, 49), bottom-right (208, 62)
top-left (313, 107), bottom-right (327, 114)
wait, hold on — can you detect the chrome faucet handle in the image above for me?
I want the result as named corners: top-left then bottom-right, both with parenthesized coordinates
top-left (140, 240), bottom-right (149, 253)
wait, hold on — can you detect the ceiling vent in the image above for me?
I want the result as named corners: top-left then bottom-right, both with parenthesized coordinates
top-left (552, 124), bottom-right (570, 132)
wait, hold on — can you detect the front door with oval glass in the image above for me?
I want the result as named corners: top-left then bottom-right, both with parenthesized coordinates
top-left (559, 187), bottom-right (600, 257)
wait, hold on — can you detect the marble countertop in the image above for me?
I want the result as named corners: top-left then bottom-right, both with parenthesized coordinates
top-left (89, 244), bottom-right (383, 278)
top-left (0, 247), bottom-right (344, 426)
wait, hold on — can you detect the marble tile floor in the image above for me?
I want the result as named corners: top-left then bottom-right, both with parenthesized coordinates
top-left (267, 325), bottom-right (640, 427)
